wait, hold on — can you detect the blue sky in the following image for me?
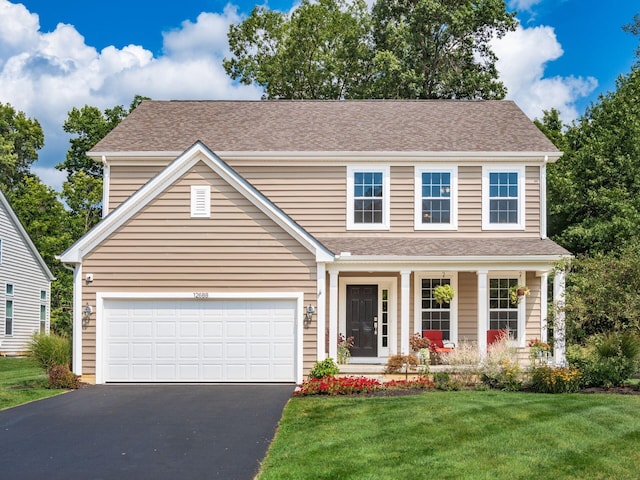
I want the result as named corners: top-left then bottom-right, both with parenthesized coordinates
top-left (2, 0), bottom-right (639, 190)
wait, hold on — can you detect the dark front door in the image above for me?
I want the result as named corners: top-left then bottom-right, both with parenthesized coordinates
top-left (346, 285), bottom-right (378, 357)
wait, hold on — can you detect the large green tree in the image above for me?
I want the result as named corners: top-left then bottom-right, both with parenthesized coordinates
top-left (546, 68), bottom-right (640, 255)
top-left (371, 0), bottom-right (515, 99)
top-left (58, 95), bottom-right (148, 237)
top-left (224, 0), bottom-right (515, 100)
top-left (225, 0), bottom-right (373, 99)
top-left (0, 103), bottom-right (44, 192)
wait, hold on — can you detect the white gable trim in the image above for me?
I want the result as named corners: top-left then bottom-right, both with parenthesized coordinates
top-left (0, 190), bottom-right (55, 281)
top-left (59, 141), bottom-right (334, 264)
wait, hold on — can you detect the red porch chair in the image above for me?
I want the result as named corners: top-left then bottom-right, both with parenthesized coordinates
top-left (422, 330), bottom-right (455, 354)
top-left (487, 329), bottom-right (507, 348)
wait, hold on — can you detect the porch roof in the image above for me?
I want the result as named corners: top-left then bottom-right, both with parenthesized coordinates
top-left (319, 237), bottom-right (570, 258)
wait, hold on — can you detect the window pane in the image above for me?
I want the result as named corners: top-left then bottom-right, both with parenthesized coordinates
top-left (421, 278), bottom-right (452, 340)
top-left (421, 172), bottom-right (452, 224)
top-left (41, 290), bottom-right (47, 301)
top-left (488, 278), bottom-right (518, 339)
top-left (6, 284), bottom-right (13, 295)
top-left (40, 304), bottom-right (46, 321)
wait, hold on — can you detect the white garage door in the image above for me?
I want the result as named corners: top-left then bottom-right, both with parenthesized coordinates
top-left (103, 298), bottom-right (297, 382)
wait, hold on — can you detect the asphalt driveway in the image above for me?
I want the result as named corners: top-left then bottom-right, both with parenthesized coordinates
top-left (0, 384), bottom-right (294, 480)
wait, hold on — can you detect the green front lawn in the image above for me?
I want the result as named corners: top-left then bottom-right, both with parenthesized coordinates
top-left (0, 357), bottom-right (66, 410)
top-left (258, 391), bottom-right (640, 479)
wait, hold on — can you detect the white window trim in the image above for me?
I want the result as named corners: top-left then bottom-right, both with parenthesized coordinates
top-left (487, 273), bottom-right (526, 348)
top-left (482, 165), bottom-right (526, 231)
top-left (346, 165), bottom-right (390, 230)
top-left (5, 300), bottom-right (13, 337)
top-left (190, 185), bottom-right (211, 218)
top-left (413, 272), bottom-right (458, 345)
top-left (414, 165), bottom-right (458, 231)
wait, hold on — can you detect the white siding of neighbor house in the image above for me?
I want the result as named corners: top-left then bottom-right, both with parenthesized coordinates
top-left (0, 199), bottom-right (51, 354)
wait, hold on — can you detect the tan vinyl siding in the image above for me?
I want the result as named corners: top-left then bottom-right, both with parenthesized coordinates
top-left (82, 161), bottom-right (318, 375)
top-left (525, 165), bottom-right (541, 234)
top-left (108, 164), bottom-right (167, 211)
top-left (459, 166), bottom-right (482, 232)
top-left (458, 272), bottom-right (478, 342)
top-left (233, 163), bottom-right (541, 237)
top-left (233, 164), bottom-right (347, 233)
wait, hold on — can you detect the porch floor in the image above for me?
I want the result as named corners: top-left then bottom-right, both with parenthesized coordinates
top-left (337, 363), bottom-right (461, 380)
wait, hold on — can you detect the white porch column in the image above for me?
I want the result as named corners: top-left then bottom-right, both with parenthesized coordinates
top-left (316, 263), bottom-right (326, 361)
top-left (477, 270), bottom-right (488, 359)
top-left (328, 269), bottom-right (339, 361)
top-left (553, 269), bottom-right (567, 366)
top-left (400, 270), bottom-right (411, 354)
top-left (539, 272), bottom-right (549, 343)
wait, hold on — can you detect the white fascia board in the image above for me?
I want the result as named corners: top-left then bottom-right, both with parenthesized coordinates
top-left (62, 142), bottom-right (334, 264)
top-left (332, 255), bottom-right (571, 272)
top-left (92, 150), bottom-right (562, 164)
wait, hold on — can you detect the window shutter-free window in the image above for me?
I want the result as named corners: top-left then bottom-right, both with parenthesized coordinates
top-left (191, 185), bottom-right (211, 218)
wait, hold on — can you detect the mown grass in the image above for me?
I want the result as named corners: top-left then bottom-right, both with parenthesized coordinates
top-left (0, 357), bottom-right (65, 410)
top-left (258, 391), bottom-right (640, 480)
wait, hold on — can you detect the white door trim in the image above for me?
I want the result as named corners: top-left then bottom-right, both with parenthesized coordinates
top-left (95, 291), bottom-right (304, 384)
top-left (338, 277), bottom-right (398, 360)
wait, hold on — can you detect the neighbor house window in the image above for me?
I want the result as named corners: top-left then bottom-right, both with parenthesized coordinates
top-left (347, 166), bottom-right (390, 230)
top-left (5, 284), bottom-right (14, 336)
top-left (190, 185), bottom-right (211, 218)
top-left (489, 278), bottom-right (519, 340)
top-left (414, 167), bottom-right (457, 230)
top-left (40, 290), bottom-right (47, 333)
top-left (482, 166), bottom-right (525, 230)
top-left (0, 238), bottom-right (3, 264)
top-left (420, 278), bottom-right (452, 341)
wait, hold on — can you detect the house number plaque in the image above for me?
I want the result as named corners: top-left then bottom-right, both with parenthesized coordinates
top-left (193, 292), bottom-right (209, 299)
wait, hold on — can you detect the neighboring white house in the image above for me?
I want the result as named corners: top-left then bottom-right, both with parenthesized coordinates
top-left (0, 190), bottom-right (55, 355)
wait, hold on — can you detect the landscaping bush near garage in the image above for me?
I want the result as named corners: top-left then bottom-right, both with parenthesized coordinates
top-left (28, 333), bottom-right (79, 390)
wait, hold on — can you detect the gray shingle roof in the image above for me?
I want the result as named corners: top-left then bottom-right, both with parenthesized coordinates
top-left (91, 100), bottom-right (559, 154)
top-left (318, 237), bottom-right (570, 257)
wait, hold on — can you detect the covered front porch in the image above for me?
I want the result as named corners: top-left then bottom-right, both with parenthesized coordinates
top-left (315, 260), bottom-right (567, 369)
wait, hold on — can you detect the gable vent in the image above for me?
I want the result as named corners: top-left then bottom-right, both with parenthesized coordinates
top-left (191, 185), bottom-right (211, 218)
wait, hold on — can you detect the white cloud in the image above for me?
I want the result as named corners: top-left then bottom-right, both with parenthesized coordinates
top-left (0, 0), bottom-right (261, 191)
top-left (508, 0), bottom-right (543, 11)
top-left (492, 23), bottom-right (598, 123)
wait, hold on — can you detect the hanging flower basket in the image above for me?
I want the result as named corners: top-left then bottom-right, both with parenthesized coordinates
top-left (433, 284), bottom-right (455, 305)
top-left (509, 285), bottom-right (530, 305)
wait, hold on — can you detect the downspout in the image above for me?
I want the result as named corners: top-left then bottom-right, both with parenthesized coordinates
top-left (62, 262), bottom-right (83, 376)
top-left (101, 155), bottom-right (110, 218)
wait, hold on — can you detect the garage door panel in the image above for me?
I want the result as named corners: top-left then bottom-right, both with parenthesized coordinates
top-left (104, 298), bottom-right (296, 382)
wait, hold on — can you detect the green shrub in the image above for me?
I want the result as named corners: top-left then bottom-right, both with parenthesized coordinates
top-left (568, 332), bottom-right (640, 388)
top-left (433, 372), bottom-right (463, 391)
top-left (47, 364), bottom-right (80, 389)
top-left (308, 358), bottom-right (340, 379)
top-left (528, 365), bottom-right (582, 393)
top-left (479, 333), bottom-right (523, 391)
top-left (29, 333), bottom-right (71, 372)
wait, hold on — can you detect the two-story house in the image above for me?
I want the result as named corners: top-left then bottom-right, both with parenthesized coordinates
top-left (1, 190), bottom-right (54, 355)
top-left (59, 100), bottom-right (570, 384)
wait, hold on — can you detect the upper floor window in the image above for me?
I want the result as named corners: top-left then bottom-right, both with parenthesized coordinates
top-left (482, 166), bottom-right (525, 230)
top-left (347, 166), bottom-right (390, 230)
top-left (414, 167), bottom-right (458, 230)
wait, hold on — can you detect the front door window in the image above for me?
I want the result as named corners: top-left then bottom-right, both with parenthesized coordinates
top-left (346, 285), bottom-right (378, 357)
